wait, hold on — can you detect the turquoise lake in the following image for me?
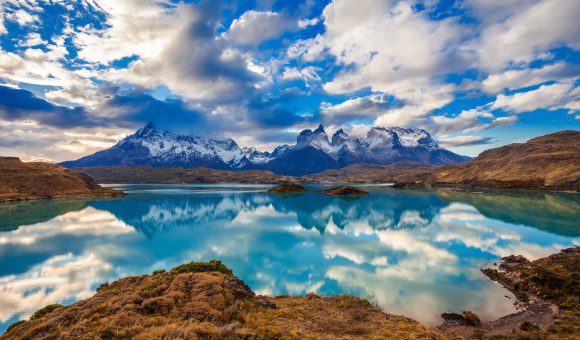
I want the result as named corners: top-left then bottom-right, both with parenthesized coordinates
top-left (0, 184), bottom-right (578, 332)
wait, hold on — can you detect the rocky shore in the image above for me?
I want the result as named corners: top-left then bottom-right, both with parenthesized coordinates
top-left (440, 247), bottom-right (579, 338)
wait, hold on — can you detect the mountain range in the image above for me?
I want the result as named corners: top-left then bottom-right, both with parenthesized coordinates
top-left (60, 122), bottom-right (470, 175)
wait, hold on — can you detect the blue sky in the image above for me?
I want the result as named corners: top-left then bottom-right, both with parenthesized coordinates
top-left (0, 0), bottom-right (578, 162)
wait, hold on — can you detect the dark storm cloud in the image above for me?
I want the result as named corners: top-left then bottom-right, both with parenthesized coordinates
top-left (0, 86), bottom-right (103, 128)
top-left (246, 92), bottom-right (306, 128)
top-left (103, 93), bottom-right (208, 134)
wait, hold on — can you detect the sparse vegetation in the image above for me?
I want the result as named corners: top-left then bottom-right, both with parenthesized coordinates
top-left (5, 321), bottom-right (26, 333)
top-left (461, 311), bottom-right (481, 326)
top-left (152, 269), bottom-right (166, 275)
top-left (29, 304), bottom-right (63, 320)
top-left (96, 281), bottom-right (110, 292)
top-left (480, 247), bottom-right (580, 338)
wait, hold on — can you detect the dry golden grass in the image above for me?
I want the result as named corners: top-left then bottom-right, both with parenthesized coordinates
top-left (2, 260), bottom-right (447, 339)
top-left (426, 130), bottom-right (580, 191)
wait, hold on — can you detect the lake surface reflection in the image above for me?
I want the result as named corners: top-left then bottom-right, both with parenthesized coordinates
top-left (0, 184), bottom-right (578, 332)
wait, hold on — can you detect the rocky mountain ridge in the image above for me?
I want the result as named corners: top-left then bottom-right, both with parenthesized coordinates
top-left (61, 123), bottom-right (469, 175)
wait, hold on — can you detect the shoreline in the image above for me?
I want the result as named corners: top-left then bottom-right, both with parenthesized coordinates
top-left (437, 248), bottom-right (579, 338)
top-left (0, 191), bottom-right (124, 204)
top-left (3, 248), bottom-right (577, 339)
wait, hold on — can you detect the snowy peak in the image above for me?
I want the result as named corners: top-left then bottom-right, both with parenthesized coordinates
top-left (61, 123), bottom-right (468, 174)
top-left (83, 123), bottom-right (247, 168)
top-left (242, 146), bottom-right (272, 164)
top-left (367, 127), bottom-right (440, 151)
top-left (331, 129), bottom-right (349, 146)
top-left (295, 125), bottom-right (441, 154)
top-left (296, 124), bottom-right (332, 151)
top-left (271, 144), bottom-right (291, 158)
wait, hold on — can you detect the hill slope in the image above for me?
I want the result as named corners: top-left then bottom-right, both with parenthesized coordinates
top-left (2, 261), bottom-right (441, 339)
top-left (423, 130), bottom-right (580, 190)
top-left (0, 157), bottom-right (122, 202)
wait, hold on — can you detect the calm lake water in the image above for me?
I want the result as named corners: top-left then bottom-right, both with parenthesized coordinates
top-left (1, 184), bottom-right (578, 332)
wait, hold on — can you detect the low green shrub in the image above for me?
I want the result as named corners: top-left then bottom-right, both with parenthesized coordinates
top-left (172, 260), bottom-right (233, 276)
top-left (6, 320), bottom-right (26, 332)
top-left (30, 304), bottom-right (63, 320)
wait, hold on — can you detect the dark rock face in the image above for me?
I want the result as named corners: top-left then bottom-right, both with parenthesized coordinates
top-left (265, 146), bottom-right (340, 176)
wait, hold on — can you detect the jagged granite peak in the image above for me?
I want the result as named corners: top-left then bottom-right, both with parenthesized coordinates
top-left (366, 127), bottom-right (440, 151)
top-left (331, 128), bottom-right (348, 146)
top-left (297, 124), bottom-right (332, 151)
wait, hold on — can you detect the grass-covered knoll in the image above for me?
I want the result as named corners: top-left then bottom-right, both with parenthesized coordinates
top-left (322, 185), bottom-right (369, 197)
top-left (267, 183), bottom-right (308, 194)
top-left (2, 260), bottom-right (443, 339)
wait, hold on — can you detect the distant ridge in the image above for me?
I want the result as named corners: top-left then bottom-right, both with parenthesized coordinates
top-left (0, 157), bottom-right (122, 202)
top-left (61, 123), bottom-right (470, 176)
top-left (417, 130), bottom-right (580, 191)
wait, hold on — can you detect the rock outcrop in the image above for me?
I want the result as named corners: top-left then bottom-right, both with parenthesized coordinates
top-left (440, 247), bottom-right (579, 338)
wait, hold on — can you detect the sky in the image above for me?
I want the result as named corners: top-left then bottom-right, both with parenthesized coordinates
top-left (0, 0), bottom-right (578, 162)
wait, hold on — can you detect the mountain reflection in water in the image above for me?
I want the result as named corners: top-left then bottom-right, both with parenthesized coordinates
top-left (0, 185), bottom-right (578, 332)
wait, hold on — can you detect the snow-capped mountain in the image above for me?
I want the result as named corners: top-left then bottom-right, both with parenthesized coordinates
top-left (60, 122), bottom-right (248, 169)
top-left (61, 123), bottom-right (470, 175)
top-left (263, 125), bottom-right (470, 175)
top-left (242, 147), bottom-right (273, 165)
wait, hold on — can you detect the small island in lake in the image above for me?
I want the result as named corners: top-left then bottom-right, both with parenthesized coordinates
top-left (267, 183), bottom-right (308, 194)
top-left (322, 185), bottom-right (369, 197)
